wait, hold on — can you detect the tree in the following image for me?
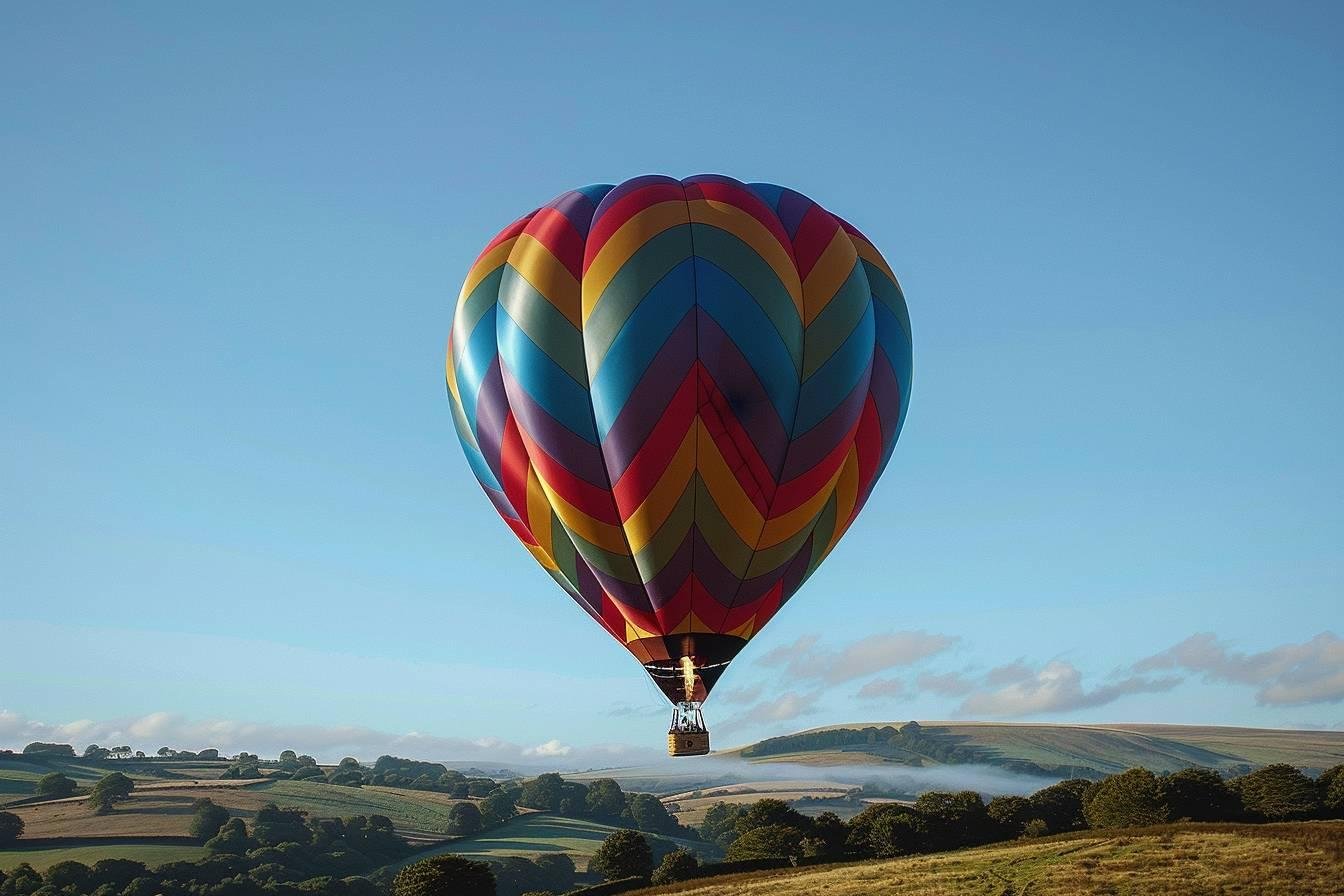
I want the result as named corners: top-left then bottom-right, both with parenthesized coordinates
top-left (206, 817), bottom-right (252, 853)
top-left (1158, 767), bottom-right (1240, 822)
top-left (867, 811), bottom-right (927, 858)
top-left (0, 812), bottom-right (23, 846)
top-left (84, 744), bottom-right (111, 760)
top-left (292, 765), bottom-right (326, 781)
top-left (518, 773), bottom-right (565, 811)
top-left (392, 854), bottom-right (495, 896)
top-left (590, 829), bottom-right (653, 880)
top-left (726, 823), bottom-right (806, 861)
top-left (986, 795), bottom-right (1035, 838)
top-left (35, 772), bottom-right (77, 798)
top-left (46, 860), bottom-right (92, 891)
top-left (1, 863), bottom-right (42, 896)
top-left (1234, 764), bottom-right (1321, 821)
top-left (1084, 769), bottom-right (1168, 829)
top-left (533, 853), bottom-right (576, 892)
top-left (198, 748), bottom-right (220, 760)
top-left (481, 789), bottom-right (517, 827)
top-left (447, 801), bottom-right (483, 835)
top-left (651, 848), bottom-right (699, 884)
top-left (1028, 778), bottom-right (1092, 833)
top-left (190, 798), bottom-right (231, 841)
top-left (253, 804), bottom-right (312, 846)
top-left (803, 811), bottom-right (848, 858)
top-left (914, 790), bottom-right (992, 849)
top-left (22, 742), bottom-right (75, 756)
top-left (700, 802), bottom-right (745, 848)
top-left (157, 747), bottom-right (173, 757)
top-left (88, 772), bottom-right (135, 815)
top-left (585, 778), bottom-right (627, 819)
top-left (1322, 765), bottom-right (1344, 818)
top-left (627, 792), bottom-right (680, 835)
top-left (734, 798), bottom-right (809, 838)
top-left (89, 859), bottom-right (148, 890)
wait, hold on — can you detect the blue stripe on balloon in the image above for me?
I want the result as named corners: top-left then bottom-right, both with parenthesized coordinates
top-left (497, 303), bottom-right (600, 444)
top-left (453, 303), bottom-right (498, 438)
top-left (695, 258), bottom-right (801, 427)
top-left (794, 302), bottom-right (875, 435)
top-left (874, 299), bottom-right (913, 422)
top-left (589, 258), bottom-right (696, 440)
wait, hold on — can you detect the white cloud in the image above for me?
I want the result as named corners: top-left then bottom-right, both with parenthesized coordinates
top-left (1137, 632), bottom-right (1344, 706)
top-left (717, 690), bottom-right (826, 734)
top-left (0, 709), bottom-right (647, 767)
top-left (916, 671), bottom-right (977, 697)
top-left (757, 631), bottom-right (957, 685)
top-left (958, 661), bottom-right (1181, 717)
top-left (856, 678), bottom-right (907, 700)
top-left (523, 739), bottom-right (572, 758)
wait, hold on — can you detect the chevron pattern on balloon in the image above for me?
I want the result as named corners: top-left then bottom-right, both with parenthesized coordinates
top-left (447, 174), bottom-right (912, 700)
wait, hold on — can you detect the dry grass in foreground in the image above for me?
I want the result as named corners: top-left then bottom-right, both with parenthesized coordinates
top-left (635, 822), bottom-right (1344, 896)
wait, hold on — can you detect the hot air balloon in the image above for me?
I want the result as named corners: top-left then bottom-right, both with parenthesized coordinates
top-left (446, 175), bottom-right (911, 755)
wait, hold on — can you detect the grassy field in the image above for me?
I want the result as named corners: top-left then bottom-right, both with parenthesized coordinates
top-left (0, 843), bottom-right (206, 872)
top-left (731, 722), bottom-right (1344, 775)
top-left (664, 782), bottom-right (853, 826)
top-left (8, 780), bottom-right (472, 838)
top-left (382, 813), bottom-right (712, 876)
top-left (633, 822), bottom-right (1344, 896)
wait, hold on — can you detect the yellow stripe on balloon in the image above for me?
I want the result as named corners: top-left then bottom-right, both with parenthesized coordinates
top-left (802, 230), bottom-right (859, 325)
top-left (508, 233), bottom-right (582, 329)
top-left (695, 420), bottom-right (766, 545)
top-left (526, 465), bottom-right (556, 564)
top-left (826, 447), bottom-right (860, 555)
top-left (582, 201), bottom-right (690, 324)
top-left (688, 199), bottom-right (803, 319)
top-left (620, 426), bottom-right (697, 553)
top-left (757, 463), bottom-right (848, 549)
top-left (459, 239), bottom-right (517, 307)
top-left (850, 234), bottom-right (899, 285)
top-left (533, 473), bottom-right (629, 555)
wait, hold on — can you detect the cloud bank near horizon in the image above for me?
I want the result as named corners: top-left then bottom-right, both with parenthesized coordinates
top-left (0, 708), bottom-right (653, 768)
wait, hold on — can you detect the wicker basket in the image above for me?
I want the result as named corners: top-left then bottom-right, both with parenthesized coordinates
top-left (668, 730), bottom-right (710, 756)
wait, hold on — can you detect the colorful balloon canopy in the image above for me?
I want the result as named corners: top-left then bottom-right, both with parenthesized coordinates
top-left (446, 175), bottom-right (912, 703)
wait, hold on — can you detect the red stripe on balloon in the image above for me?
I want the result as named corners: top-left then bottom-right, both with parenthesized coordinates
top-left (515, 427), bottom-right (623, 525)
top-left (771, 418), bottom-right (862, 516)
top-left (524, 206), bottom-right (586, 281)
top-left (791, 204), bottom-right (841, 280)
top-left (682, 178), bottom-right (795, 262)
top-left (477, 212), bottom-right (537, 264)
top-left (610, 365), bottom-right (698, 516)
top-left (583, 182), bottom-right (687, 275)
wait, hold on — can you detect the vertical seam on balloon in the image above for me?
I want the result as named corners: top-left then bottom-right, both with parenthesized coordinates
top-left (710, 201), bottom-right (876, 636)
top-left (500, 195), bottom-right (651, 635)
top-left (680, 177), bottom-right (702, 646)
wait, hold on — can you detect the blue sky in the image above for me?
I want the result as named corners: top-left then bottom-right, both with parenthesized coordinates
top-left (3, 2), bottom-right (1341, 764)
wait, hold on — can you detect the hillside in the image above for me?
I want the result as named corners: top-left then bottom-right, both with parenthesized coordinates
top-left (632, 822), bottom-right (1344, 896)
top-left (730, 721), bottom-right (1344, 777)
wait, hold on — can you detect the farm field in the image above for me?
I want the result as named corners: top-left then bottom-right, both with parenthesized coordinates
top-left (381, 813), bottom-right (712, 876)
top-left (664, 782), bottom-right (853, 826)
top-left (0, 843), bottom-right (206, 873)
top-left (731, 722), bottom-right (1344, 775)
top-left (631, 822), bottom-right (1344, 896)
top-left (8, 780), bottom-right (471, 838)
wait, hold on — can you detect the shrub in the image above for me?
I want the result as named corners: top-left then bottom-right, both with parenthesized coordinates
top-left (651, 848), bottom-right (699, 884)
top-left (1234, 764), bottom-right (1321, 820)
top-left (0, 811), bottom-right (23, 846)
top-left (725, 824), bottom-right (806, 862)
top-left (35, 772), bottom-right (77, 798)
top-left (393, 854), bottom-right (496, 896)
top-left (1084, 769), bottom-right (1168, 829)
top-left (590, 829), bottom-right (653, 881)
top-left (190, 798), bottom-right (231, 841)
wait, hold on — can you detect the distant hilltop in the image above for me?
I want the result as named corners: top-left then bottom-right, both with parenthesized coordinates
top-left (725, 721), bottom-right (1344, 779)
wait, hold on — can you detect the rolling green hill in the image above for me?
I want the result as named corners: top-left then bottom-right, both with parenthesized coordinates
top-left (629, 822), bottom-right (1344, 896)
top-left (729, 721), bottom-right (1344, 778)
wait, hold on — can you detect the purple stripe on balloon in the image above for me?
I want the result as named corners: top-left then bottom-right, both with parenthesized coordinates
top-left (868, 349), bottom-right (902, 453)
top-left (696, 307), bottom-right (790, 484)
top-left (586, 562), bottom-right (654, 614)
top-left (596, 174), bottom-right (683, 217)
top-left (482, 483), bottom-right (522, 523)
top-left (473, 358), bottom-right (510, 482)
top-left (779, 357), bottom-right (873, 482)
top-left (642, 529), bottom-right (694, 610)
top-left (549, 190), bottom-right (601, 240)
top-left (691, 527), bottom-right (747, 609)
top-left (498, 364), bottom-right (611, 489)
top-left (600, 310), bottom-right (697, 481)
top-left (775, 189), bottom-right (812, 240)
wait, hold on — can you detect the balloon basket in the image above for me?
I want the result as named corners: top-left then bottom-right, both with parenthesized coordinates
top-left (668, 701), bottom-right (709, 757)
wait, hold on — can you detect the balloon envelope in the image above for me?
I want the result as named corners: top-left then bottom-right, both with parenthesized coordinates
top-left (446, 175), bottom-right (912, 703)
